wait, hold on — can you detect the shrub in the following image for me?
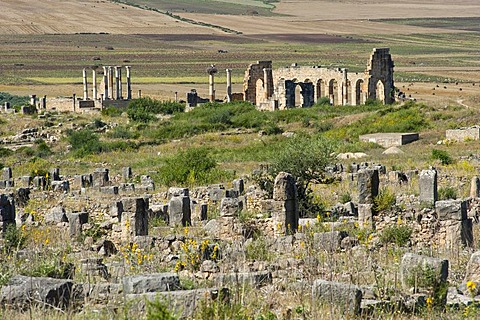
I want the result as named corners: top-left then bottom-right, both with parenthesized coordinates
top-left (157, 147), bottom-right (230, 187)
top-left (34, 139), bottom-right (52, 158)
top-left (380, 224), bottom-right (412, 246)
top-left (101, 106), bottom-right (123, 117)
top-left (374, 188), bottom-right (396, 212)
top-left (438, 186), bottom-right (457, 200)
top-left (3, 224), bottom-right (27, 253)
top-left (0, 147), bottom-right (13, 158)
top-left (107, 126), bottom-right (139, 139)
top-left (316, 96), bottom-right (331, 106)
top-left (432, 149), bottom-right (453, 165)
top-left (127, 97), bottom-right (184, 123)
top-left (146, 299), bottom-right (177, 320)
top-left (339, 192), bottom-right (352, 204)
top-left (67, 129), bottom-right (103, 157)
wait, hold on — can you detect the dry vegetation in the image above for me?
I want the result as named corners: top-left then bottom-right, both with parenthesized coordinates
top-left (1, 1), bottom-right (480, 319)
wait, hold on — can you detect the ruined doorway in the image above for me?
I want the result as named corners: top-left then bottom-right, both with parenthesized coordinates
top-left (316, 79), bottom-right (324, 103)
top-left (256, 79), bottom-right (264, 106)
top-left (345, 80), bottom-right (351, 105)
top-left (328, 79), bottom-right (337, 105)
top-left (294, 81), bottom-right (302, 107)
top-left (355, 79), bottom-right (365, 105)
top-left (376, 80), bottom-right (385, 103)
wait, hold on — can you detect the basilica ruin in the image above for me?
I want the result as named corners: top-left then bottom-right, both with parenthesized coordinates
top-left (243, 48), bottom-right (395, 110)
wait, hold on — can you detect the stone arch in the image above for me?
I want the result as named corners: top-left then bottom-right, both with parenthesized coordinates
top-left (355, 79), bottom-right (365, 105)
top-left (256, 78), bottom-right (264, 106)
top-left (376, 80), bottom-right (385, 103)
top-left (328, 79), bottom-right (338, 105)
top-left (316, 79), bottom-right (324, 102)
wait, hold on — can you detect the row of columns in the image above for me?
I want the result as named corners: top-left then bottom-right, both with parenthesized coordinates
top-left (208, 68), bottom-right (232, 103)
top-left (82, 66), bottom-right (132, 101)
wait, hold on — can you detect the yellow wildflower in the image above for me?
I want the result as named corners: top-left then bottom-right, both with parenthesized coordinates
top-left (426, 297), bottom-right (433, 307)
top-left (467, 281), bottom-right (477, 291)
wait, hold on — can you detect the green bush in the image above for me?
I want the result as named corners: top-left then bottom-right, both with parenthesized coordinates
top-left (3, 224), bottom-right (27, 253)
top-left (339, 193), bottom-right (352, 204)
top-left (380, 224), bottom-right (412, 246)
top-left (107, 126), bottom-right (139, 139)
top-left (438, 186), bottom-right (457, 200)
top-left (432, 149), bottom-right (453, 165)
top-left (67, 129), bottom-right (103, 157)
top-left (316, 97), bottom-right (331, 106)
top-left (127, 97), bottom-right (184, 123)
top-left (0, 147), bottom-right (13, 158)
top-left (146, 299), bottom-right (177, 320)
top-left (101, 106), bottom-right (123, 117)
top-left (34, 139), bottom-right (52, 158)
top-left (0, 92), bottom-right (29, 107)
top-left (374, 188), bottom-right (396, 212)
top-left (157, 147), bottom-right (231, 187)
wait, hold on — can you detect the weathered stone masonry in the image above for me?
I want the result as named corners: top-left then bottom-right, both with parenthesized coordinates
top-left (243, 48), bottom-right (395, 110)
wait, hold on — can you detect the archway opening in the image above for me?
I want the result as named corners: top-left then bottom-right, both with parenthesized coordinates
top-left (328, 79), bottom-right (337, 105)
top-left (355, 79), bottom-right (365, 105)
top-left (376, 80), bottom-right (385, 103)
top-left (256, 78), bottom-right (264, 106)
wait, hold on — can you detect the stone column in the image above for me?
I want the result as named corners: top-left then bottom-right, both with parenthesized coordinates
top-left (470, 176), bottom-right (480, 198)
top-left (174, 92), bottom-right (178, 103)
top-left (41, 95), bottom-right (46, 109)
top-left (30, 94), bottom-right (37, 106)
top-left (209, 73), bottom-right (215, 102)
top-left (4, 102), bottom-right (10, 112)
top-left (263, 68), bottom-right (271, 99)
top-left (357, 169), bottom-right (379, 228)
top-left (72, 93), bottom-right (76, 112)
top-left (92, 68), bottom-right (98, 100)
top-left (273, 172), bottom-right (299, 235)
top-left (419, 169), bottom-right (438, 205)
top-left (115, 66), bottom-right (120, 100)
top-left (118, 67), bottom-right (123, 99)
top-left (82, 68), bottom-right (88, 100)
top-left (103, 66), bottom-right (109, 100)
top-left (342, 68), bottom-right (348, 106)
top-left (226, 68), bottom-right (232, 102)
top-left (138, 90), bottom-right (142, 98)
top-left (126, 66), bottom-right (132, 100)
top-left (108, 66), bottom-right (114, 100)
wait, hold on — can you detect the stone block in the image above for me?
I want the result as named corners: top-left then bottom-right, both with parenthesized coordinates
top-left (419, 169), bottom-right (437, 205)
top-left (2, 167), bottom-right (12, 180)
top-left (51, 180), bottom-right (70, 193)
top-left (358, 204), bottom-right (374, 228)
top-left (400, 253), bottom-right (448, 293)
top-left (168, 196), bottom-right (191, 226)
top-left (273, 172), bottom-right (297, 201)
top-left (126, 288), bottom-right (228, 319)
top-left (312, 279), bottom-right (362, 315)
top-left (123, 273), bottom-right (180, 294)
top-left (67, 212), bottom-right (88, 238)
top-left (214, 271), bottom-right (272, 288)
top-left (92, 168), bottom-right (109, 188)
top-left (313, 231), bottom-right (349, 252)
top-left (45, 206), bottom-right (68, 224)
top-left (220, 197), bottom-right (243, 217)
top-left (0, 275), bottom-right (73, 310)
top-left (435, 200), bottom-right (467, 221)
top-left (168, 187), bottom-right (189, 199)
top-left (461, 251), bottom-right (480, 295)
top-left (443, 219), bottom-right (473, 249)
top-left (233, 178), bottom-right (245, 194)
top-left (357, 169), bottom-right (379, 205)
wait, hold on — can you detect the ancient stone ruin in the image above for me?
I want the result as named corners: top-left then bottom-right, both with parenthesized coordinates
top-left (243, 48), bottom-right (394, 110)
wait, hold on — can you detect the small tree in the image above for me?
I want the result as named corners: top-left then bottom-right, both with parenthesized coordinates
top-left (255, 134), bottom-right (337, 217)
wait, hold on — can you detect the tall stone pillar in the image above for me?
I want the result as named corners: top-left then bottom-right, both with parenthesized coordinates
top-left (115, 66), bottom-right (120, 100)
top-left (72, 93), bottom-right (76, 112)
top-left (263, 68), bottom-right (271, 99)
top-left (118, 67), bottom-right (123, 99)
top-left (108, 66), bottom-right (114, 100)
top-left (41, 95), bottom-right (47, 109)
top-left (92, 68), bottom-right (98, 100)
top-left (209, 74), bottom-right (215, 102)
top-left (126, 66), bottom-right (132, 100)
top-left (342, 68), bottom-right (348, 106)
top-left (207, 65), bottom-right (217, 102)
top-left (82, 68), bottom-right (88, 100)
top-left (226, 68), bottom-right (232, 102)
top-left (174, 92), bottom-right (178, 103)
top-left (103, 66), bottom-right (109, 100)
top-left (273, 172), bottom-right (299, 235)
top-left (30, 95), bottom-right (37, 107)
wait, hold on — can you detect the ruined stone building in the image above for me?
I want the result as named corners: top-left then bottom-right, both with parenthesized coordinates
top-left (243, 48), bottom-right (394, 110)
